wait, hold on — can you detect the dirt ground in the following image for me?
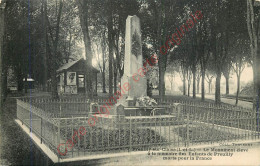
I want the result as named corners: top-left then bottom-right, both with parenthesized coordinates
top-left (0, 97), bottom-right (54, 166)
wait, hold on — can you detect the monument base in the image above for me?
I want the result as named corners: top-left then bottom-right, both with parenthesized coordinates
top-left (119, 74), bottom-right (147, 106)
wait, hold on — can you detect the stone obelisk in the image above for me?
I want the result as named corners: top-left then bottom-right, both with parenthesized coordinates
top-left (120, 15), bottom-right (147, 106)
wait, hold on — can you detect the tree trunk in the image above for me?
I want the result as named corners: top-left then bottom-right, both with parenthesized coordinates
top-left (187, 70), bottom-right (191, 97)
top-left (158, 62), bottom-right (165, 97)
top-left (102, 53), bottom-right (106, 93)
top-left (42, 34), bottom-right (47, 91)
top-left (215, 71), bottom-right (221, 104)
top-left (17, 68), bottom-right (23, 91)
top-left (187, 76), bottom-right (190, 97)
top-left (157, 1), bottom-right (166, 98)
top-left (192, 70), bottom-right (196, 98)
top-left (107, 0), bottom-right (113, 96)
top-left (197, 75), bottom-right (200, 94)
top-left (255, 50), bottom-right (260, 112)
top-left (2, 66), bottom-right (7, 102)
top-left (225, 75), bottom-right (229, 95)
top-left (51, 66), bottom-right (58, 98)
top-left (183, 70), bottom-right (186, 95)
top-left (24, 75), bottom-right (28, 93)
top-left (201, 70), bottom-right (205, 101)
top-left (246, 0), bottom-right (260, 112)
top-left (158, 38), bottom-right (166, 97)
top-left (113, 60), bottom-right (117, 93)
top-left (188, 83), bottom-right (190, 97)
top-left (42, 0), bottom-right (47, 91)
top-left (235, 74), bottom-right (240, 105)
top-left (208, 82), bottom-right (211, 94)
top-left (51, 0), bottom-right (63, 99)
top-left (254, 27), bottom-right (260, 113)
top-left (77, 0), bottom-right (93, 98)
top-left (101, 30), bottom-right (107, 93)
top-left (0, 2), bottom-right (5, 107)
top-left (45, 0), bottom-right (63, 99)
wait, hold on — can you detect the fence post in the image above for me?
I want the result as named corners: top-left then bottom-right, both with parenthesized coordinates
top-left (257, 110), bottom-right (259, 139)
top-left (59, 98), bottom-right (61, 117)
top-left (129, 115), bottom-right (132, 152)
top-left (57, 118), bottom-right (60, 163)
top-left (212, 104), bottom-right (215, 140)
top-left (186, 112), bottom-right (190, 147)
top-left (41, 117), bottom-right (43, 144)
top-left (16, 99), bottom-right (19, 120)
top-left (29, 101), bottom-right (32, 133)
top-left (71, 116), bottom-right (74, 157)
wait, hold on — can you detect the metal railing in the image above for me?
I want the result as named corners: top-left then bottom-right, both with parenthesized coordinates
top-left (16, 98), bottom-right (260, 161)
top-left (17, 99), bottom-right (59, 154)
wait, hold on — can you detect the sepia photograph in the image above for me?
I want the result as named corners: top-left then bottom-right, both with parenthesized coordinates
top-left (0, 0), bottom-right (260, 165)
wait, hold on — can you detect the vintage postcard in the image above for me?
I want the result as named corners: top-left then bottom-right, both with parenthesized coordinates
top-left (0, 0), bottom-right (259, 165)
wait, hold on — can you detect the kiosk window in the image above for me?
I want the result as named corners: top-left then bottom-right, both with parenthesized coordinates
top-left (78, 75), bottom-right (84, 88)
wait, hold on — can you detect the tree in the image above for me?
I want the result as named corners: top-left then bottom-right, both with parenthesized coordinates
top-left (45, 0), bottom-right (63, 99)
top-left (87, 0), bottom-right (108, 94)
top-left (247, 0), bottom-right (260, 112)
top-left (180, 62), bottom-right (187, 95)
top-left (0, 0), bottom-right (6, 108)
top-left (58, 0), bottom-right (83, 64)
top-left (222, 58), bottom-right (232, 95)
top-left (166, 61), bottom-right (178, 92)
top-left (77, 0), bottom-right (93, 98)
top-left (197, 16), bottom-right (210, 101)
top-left (40, 0), bottom-right (47, 91)
top-left (208, 0), bottom-right (230, 104)
top-left (111, 0), bottom-right (136, 94)
top-left (93, 31), bottom-right (108, 93)
top-left (4, 0), bottom-right (33, 93)
top-left (231, 38), bottom-right (249, 105)
top-left (199, 45), bottom-right (210, 100)
top-left (101, 33), bottom-right (108, 93)
top-left (205, 71), bottom-right (215, 94)
top-left (174, 47), bottom-right (190, 96)
top-left (232, 56), bottom-right (246, 105)
top-left (196, 67), bottom-right (201, 94)
top-left (187, 68), bottom-right (192, 97)
top-left (167, 71), bottom-right (174, 91)
top-left (190, 33), bottom-right (199, 99)
top-left (140, 0), bottom-right (181, 98)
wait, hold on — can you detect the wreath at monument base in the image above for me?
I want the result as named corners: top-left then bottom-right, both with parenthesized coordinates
top-left (136, 96), bottom-right (157, 107)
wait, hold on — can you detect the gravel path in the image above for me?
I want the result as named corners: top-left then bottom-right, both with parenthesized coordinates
top-left (204, 94), bottom-right (253, 109)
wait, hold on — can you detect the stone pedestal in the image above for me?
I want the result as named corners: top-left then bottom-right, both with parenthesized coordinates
top-left (120, 74), bottom-right (147, 105)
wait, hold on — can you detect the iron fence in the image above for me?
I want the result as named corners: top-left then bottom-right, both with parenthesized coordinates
top-left (16, 98), bottom-right (260, 161)
top-left (17, 99), bottom-right (59, 154)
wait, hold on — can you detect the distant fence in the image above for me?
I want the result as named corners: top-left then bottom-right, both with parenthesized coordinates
top-left (18, 97), bottom-right (116, 117)
top-left (16, 97), bottom-right (260, 161)
top-left (152, 96), bottom-right (251, 109)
